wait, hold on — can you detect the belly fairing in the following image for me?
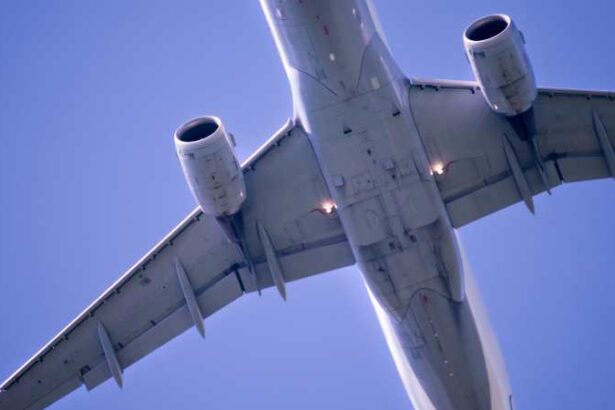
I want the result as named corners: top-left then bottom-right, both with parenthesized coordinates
top-left (368, 277), bottom-right (493, 410)
top-left (368, 259), bottom-right (514, 410)
top-left (405, 287), bottom-right (491, 409)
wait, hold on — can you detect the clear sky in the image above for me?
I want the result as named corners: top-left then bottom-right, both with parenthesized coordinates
top-left (1, 1), bottom-right (614, 409)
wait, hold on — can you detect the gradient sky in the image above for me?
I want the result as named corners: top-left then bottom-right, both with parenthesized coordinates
top-left (1, 1), bottom-right (615, 409)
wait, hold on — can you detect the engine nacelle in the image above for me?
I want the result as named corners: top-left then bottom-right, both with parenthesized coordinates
top-left (174, 116), bottom-right (246, 217)
top-left (463, 14), bottom-right (536, 116)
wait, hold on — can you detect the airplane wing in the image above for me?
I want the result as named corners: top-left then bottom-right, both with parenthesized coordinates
top-left (408, 79), bottom-right (615, 227)
top-left (0, 121), bottom-right (355, 410)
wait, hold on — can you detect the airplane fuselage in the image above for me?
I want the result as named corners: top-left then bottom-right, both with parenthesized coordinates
top-left (261, 1), bottom-right (513, 408)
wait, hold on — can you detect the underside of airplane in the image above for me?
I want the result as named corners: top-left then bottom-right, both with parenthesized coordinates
top-left (1, 1), bottom-right (614, 409)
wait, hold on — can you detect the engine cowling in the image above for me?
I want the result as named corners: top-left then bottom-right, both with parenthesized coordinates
top-left (463, 14), bottom-right (536, 116)
top-left (174, 116), bottom-right (246, 217)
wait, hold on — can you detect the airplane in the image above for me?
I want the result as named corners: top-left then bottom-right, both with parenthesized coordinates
top-left (1, 0), bottom-right (614, 409)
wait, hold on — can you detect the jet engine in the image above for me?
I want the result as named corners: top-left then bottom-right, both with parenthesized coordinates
top-left (174, 116), bottom-right (246, 217)
top-left (463, 14), bottom-right (536, 117)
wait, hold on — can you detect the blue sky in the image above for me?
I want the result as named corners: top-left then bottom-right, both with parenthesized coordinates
top-left (1, 1), bottom-right (614, 409)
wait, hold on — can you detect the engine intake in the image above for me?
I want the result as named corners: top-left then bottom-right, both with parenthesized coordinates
top-left (464, 14), bottom-right (537, 116)
top-left (174, 116), bottom-right (246, 217)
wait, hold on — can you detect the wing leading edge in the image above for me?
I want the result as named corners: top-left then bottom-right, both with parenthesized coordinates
top-left (0, 121), bottom-right (355, 410)
top-left (407, 79), bottom-right (615, 227)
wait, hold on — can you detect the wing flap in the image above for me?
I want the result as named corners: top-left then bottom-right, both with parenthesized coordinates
top-left (408, 79), bottom-right (615, 227)
top-left (557, 155), bottom-right (610, 183)
top-left (83, 272), bottom-right (244, 391)
top-left (243, 235), bottom-right (353, 293)
top-left (445, 163), bottom-right (560, 227)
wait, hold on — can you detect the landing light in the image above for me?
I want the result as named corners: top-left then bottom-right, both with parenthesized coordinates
top-left (321, 200), bottom-right (337, 215)
top-left (430, 162), bottom-right (445, 176)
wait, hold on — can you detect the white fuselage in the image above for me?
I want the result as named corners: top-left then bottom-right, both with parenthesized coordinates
top-left (260, 1), bottom-right (513, 409)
